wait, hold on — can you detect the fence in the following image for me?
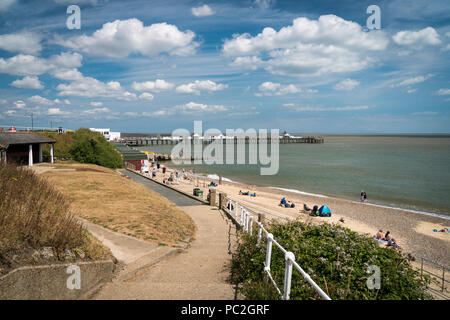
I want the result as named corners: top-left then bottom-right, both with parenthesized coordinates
top-left (419, 256), bottom-right (449, 299)
top-left (222, 196), bottom-right (331, 300)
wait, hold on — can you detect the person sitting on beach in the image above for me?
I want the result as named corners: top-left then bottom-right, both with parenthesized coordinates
top-left (250, 192), bottom-right (256, 197)
top-left (386, 238), bottom-right (399, 249)
top-left (162, 166), bottom-right (167, 174)
top-left (303, 204), bottom-right (311, 212)
top-left (152, 168), bottom-right (157, 178)
top-left (384, 231), bottom-right (391, 241)
top-left (168, 173), bottom-right (174, 183)
top-left (280, 197), bottom-right (287, 206)
top-left (209, 181), bottom-right (218, 187)
top-left (290, 202), bottom-right (295, 208)
top-left (310, 205), bottom-right (319, 216)
top-left (376, 230), bottom-right (385, 240)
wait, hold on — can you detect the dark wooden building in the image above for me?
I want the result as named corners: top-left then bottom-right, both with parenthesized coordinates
top-left (0, 133), bottom-right (56, 166)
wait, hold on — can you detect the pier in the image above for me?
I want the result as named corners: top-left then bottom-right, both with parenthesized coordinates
top-left (122, 136), bottom-right (324, 147)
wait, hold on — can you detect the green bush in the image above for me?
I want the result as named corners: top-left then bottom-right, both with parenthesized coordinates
top-left (68, 128), bottom-right (122, 168)
top-left (231, 220), bottom-right (432, 300)
top-left (38, 131), bottom-right (74, 159)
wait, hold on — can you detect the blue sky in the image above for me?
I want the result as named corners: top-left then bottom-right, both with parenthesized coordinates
top-left (0, 0), bottom-right (449, 133)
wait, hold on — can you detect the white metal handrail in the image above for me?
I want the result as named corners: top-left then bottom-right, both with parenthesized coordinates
top-left (223, 197), bottom-right (331, 300)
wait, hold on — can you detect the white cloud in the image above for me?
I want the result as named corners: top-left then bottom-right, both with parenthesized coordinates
top-left (390, 75), bottom-right (432, 88)
top-left (0, 55), bottom-right (50, 76)
top-left (56, 75), bottom-right (137, 101)
top-left (393, 27), bottom-right (441, 47)
top-left (132, 79), bottom-right (174, 92)
top-left (47, 108), bottom-right (71, 116)
top-left (82, 107), bottom-right (111, 115)
top-left (11, 76), bottom-right (44, 89)
top-left (407, 88), bottom-right (417, 94)
top-left (0, 32), bottom-right (42, 55)
top-left (191, 5), bottom-right (214, 17)
top-left (0, 52), bottom-right (82, 77)
top-left (28, 95), bottom-right (70, 106)
top-left (90, 101), bottom-right (103, 107)
top-left (435, 88), bottom-right (450, 96)
top-left (223, 15), bottom-right (388, 76)
top-left (229, 56), bottom-right (264, 70)
top-left (58, 19), bottom-right (199, 58)
top-left (283, 104), bottom-right (369, 112)
top-left (13, 100), bottom-right (26, 109)
top-left (142, 110), bottom-right (174, 117)
top-left (0, 0), bottom-right (17, 12)
top-left (333, 78), bottom-right (360, 91)
top-left (176, 80), bottom-right (228, 95)
top-left (139, 92), bottom-right (154, 101)
top-left (0, 99), bottom-right (7, 104)
top-left (51, 68), bottom-right (83, 81)
top-left (5, 110), bottom-right (16, 115)
top-left (176, 102), bottom-right (228, 113)
top-left (255, 81), bottom-right (316, 96)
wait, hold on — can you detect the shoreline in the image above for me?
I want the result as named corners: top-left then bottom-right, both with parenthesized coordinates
top-left (202, 171), bottom-right (450, 221)
top-left (149, 164), bottom-right (450, 266)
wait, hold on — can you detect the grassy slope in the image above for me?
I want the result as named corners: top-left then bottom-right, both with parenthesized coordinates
top-left (41, 162), bottom-right (197, 246)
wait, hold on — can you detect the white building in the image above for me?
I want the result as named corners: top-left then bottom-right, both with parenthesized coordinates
top-left (89, 128), bottom-right (121, 141)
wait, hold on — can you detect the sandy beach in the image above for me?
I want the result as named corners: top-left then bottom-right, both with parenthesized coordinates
top-left (144, 165), bottom-right (450, 267)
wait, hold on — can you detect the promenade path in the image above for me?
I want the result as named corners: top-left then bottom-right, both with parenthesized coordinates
top-left (92, 170), bottom-right (239, 300)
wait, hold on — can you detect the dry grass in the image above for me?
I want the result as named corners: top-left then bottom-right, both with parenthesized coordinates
top-left (41, 163), bottom-right (197, 247)
top-left (0, 165), bottom-right (107, 273)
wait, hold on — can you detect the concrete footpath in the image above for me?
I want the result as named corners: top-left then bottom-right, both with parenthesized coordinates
top-left (92, 170), bottom-right (239, 300)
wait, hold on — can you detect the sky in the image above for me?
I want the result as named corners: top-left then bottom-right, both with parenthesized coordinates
top-left (0, 0), bottom-right (449, 133)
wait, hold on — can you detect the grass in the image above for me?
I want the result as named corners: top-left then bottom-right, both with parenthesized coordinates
top-left (41, 162), bottom-right (197, 247)
top-left (0, 164), bottom-right (107, 274)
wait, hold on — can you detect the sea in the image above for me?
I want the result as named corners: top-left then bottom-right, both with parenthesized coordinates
top-left (137, 134), bottom-right (450, 219)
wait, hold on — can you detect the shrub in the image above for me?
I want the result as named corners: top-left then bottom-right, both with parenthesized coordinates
top-left (231, 220), bottom-right (432, 300)
top-left (0, 165), bottom-right (84, 254)
top-left (68, 128), bottom-right (122, 168)
top-left (38, 131), bottom-right (74, 159)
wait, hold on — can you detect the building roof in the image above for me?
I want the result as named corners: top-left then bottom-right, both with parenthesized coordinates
top-left (0, 133), bottom-right (55, 147)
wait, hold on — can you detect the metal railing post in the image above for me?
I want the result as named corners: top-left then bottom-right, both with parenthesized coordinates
top-left (264, 233), bottom-right (274, 272)
top-left (257, 222), bottom-right (263, 245)
top-left (283, 252), bottom-right (295, 300)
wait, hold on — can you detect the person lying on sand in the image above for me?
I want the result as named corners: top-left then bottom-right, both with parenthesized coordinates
top-left (433, 227), bottom-right (449, 233)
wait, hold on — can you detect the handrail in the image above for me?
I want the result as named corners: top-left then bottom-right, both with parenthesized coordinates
top-left (223, 196), bottom-right (331, 300)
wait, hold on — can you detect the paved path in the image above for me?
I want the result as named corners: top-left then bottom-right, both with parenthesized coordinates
top-left (93, 170), bottom-right (239, 300)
